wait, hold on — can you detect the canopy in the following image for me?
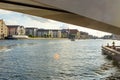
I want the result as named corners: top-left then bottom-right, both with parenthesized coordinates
top-left (0, 0), bottom-right (120, 34)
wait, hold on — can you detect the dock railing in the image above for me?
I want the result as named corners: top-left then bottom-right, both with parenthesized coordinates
top-left (102, 46), bottom-right (120, 66)
top-left (102, 46), bottom-right (120, 55)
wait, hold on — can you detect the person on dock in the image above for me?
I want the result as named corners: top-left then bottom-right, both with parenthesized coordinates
top-left (112, 41), bottom-right (116, 49)
top-left (107, 43), bottom-right (109, 47)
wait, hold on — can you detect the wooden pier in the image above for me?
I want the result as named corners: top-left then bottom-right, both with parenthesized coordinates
top-left (102, 46), bottom-right (120, 66)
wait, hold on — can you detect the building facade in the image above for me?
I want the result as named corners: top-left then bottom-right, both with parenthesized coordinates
top-left (69, 29), bottom-right (80, 39)
top-left (25, 27), bottom-right (85, 39)
top-left (80, 31), bottom-right (89, 39)
top-left (37, 29), bottom-right (61, 38)
top-left (7, 25), bottom-right (25, 36)
top-left (37, 29), bottom-right (50, 37)
top-left (52, 30), bottom-right (61, 38)
top-left (61, 29), bottom-right (69, 38)
top-left (101, 35), bottom-right (112, 39)
top-left (25, 28), bottom-right (38, 37)
top-left (61, 29), bottom-right (80, 39)
top-left (112, 34), bottom-right (120, 40)
top-left (0, 20), bottom-right (8, 39)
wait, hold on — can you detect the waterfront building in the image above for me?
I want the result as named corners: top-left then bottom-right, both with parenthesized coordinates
top-left (0, 20), bottom-right (8, 39)
top-left (101, 35), bottom-right (112, 39)
top-left (37, 29), bottom-right (50, 37)
top-left (52, 30), bottom-right (61, 38)
top-left (112, 34), bottom-right (120, 40)
top-left (7, 25), bottom-right (25, 36)
top-left (61, 29), bottom-right (80, 38)
top-left (61, 29), bottom-right (69, 38)
top-left (88, 35), bottom-right (98, 39)
top-left (25, 27), bottom-right (38, 37)
top-left (69, 29), bottom-right (80, 39)
top-left (37, 29), bottom-right (61, 38)
top-left (80, 31), bottom-right (89, 39)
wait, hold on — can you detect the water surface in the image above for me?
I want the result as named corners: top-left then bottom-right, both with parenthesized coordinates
top-left (0, 39), bottom-right (119, 80)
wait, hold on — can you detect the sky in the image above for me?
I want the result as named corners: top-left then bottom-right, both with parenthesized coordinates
top-left (0, 9), bottom-right (111, 37)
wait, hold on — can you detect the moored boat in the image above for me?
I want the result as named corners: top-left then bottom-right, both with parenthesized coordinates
top-left (5, 35), bottom-right (17, 40)
top-left (12, 35), bottom-right (28, 39)
top-left (5, 35), bottom-right (28, 40)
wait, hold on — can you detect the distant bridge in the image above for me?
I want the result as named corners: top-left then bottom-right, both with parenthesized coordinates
top-left (0, 0), bottom-right (120, 34)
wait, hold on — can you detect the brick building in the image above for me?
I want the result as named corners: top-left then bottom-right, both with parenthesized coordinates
top-left (7, 25), bottom-right (25, 36)
top-left (0, 20), bottom-right (8, 39)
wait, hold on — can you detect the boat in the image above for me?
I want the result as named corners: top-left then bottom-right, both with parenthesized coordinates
top-left (12, 35), bottom-right (28, 39)
top-left (5, 35), bottom-right (28, 40)
top-left (5, 35), bottom-right (17, 40)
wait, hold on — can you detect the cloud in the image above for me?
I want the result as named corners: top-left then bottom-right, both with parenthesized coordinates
top-left (5, 20), bottom-right (19, 25)
top-left (0, 9), bottom-right (111, 37)
top-left (25, 14), bottom-right (50, 23)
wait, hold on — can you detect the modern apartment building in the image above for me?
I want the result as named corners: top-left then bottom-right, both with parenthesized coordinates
top-left (61, 29), bottom-right (69, 38)
top-left (25, 27), bottom-right (85, 39)
top-left (52, 30), bottom-right (61, 38)
top-left (112, 34), bottom-right (120, 40)
top-left (61, 29), bottom-right (80, 39)
top-left (25, 27), bottom-right (38, 37)
top-left (69, 29), bottom-right (80, 39)
top-left (80, 31), bottom-right (89, 39)
top-left (0, 20), bottom-right (8, 39)
top-left (37, 29), bottom-right (61, 38)
top-left (37, 29), bottom-right (51, 37)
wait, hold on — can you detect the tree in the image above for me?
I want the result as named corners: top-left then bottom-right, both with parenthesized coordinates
top-left (28, 35), bottom-right (34, 37)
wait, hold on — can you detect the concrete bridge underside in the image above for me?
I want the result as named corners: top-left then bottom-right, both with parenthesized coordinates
top-left (0, 0), bottom-right (120, 34)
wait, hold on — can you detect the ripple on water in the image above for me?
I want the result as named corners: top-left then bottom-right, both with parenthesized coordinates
top-left (0, 46), bottom-right (12, 53)
top-left (0, 39), bottom-right (119, 80)
top-left (9, 74), bottom-right (28, 80)
top-left (0, 78), bottom-right (8, 80)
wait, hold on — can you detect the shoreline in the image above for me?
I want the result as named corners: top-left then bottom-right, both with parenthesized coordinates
top-left (28, 38), bottom-right (69, 40)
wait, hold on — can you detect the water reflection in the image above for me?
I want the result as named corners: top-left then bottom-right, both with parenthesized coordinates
top-left (0, 46), bottom-right (11, 52)
top-left (54, 53), bottom-right (60, 60)
top-left (0, 42), bottom-right (36, 52)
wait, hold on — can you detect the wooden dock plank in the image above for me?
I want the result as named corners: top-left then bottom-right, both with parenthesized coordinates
top-left (102, 46), bottom-right (120, 66)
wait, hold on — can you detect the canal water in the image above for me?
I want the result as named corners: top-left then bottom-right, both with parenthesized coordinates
top-left (0, 39), bottom-right (119, 80)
